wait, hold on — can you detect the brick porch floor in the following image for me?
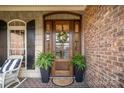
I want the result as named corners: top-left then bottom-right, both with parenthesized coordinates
top-left (18, 78), bottom-right (88, 88)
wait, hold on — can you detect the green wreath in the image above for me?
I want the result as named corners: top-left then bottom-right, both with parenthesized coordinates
top-left (57, 31), bottom-right (68, 43)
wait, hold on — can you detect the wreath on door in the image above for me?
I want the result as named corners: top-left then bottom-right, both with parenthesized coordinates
top-left (57, 31), bottom-right (68, 43)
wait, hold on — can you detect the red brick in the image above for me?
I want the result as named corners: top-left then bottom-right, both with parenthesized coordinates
top-left (84, 5), bottom-right (124, 88)
top-left (118, 57), bottom-right (124, 62)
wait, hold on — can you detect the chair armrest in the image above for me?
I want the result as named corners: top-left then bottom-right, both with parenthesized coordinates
top-left (4, 68), bottom-right (19, 74)
top-left (0, 68), bottom-right (18, 75)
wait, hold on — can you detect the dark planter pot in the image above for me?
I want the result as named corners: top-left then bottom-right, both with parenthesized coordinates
top-left (40, 68), bottom-right (50, 83)
top-left (74, 67), bottom-right (85, 82)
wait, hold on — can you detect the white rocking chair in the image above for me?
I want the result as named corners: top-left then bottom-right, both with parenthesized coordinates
top-left (0, 55), bottom-right (23, 88)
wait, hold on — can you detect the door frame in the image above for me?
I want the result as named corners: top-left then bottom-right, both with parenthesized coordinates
top-left (43, 12), bottom-right (82, 77)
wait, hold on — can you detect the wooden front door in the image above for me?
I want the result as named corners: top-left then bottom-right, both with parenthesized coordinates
top-left (52, 21), bottom-right (73, 77)
top-left (44, 20), bottom-right (81, 77)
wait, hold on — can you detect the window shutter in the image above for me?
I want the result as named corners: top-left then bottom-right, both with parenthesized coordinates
top-left (27, 20), bottom-right (35, 69)
top-left (0, 20), bottom-right (7, 66)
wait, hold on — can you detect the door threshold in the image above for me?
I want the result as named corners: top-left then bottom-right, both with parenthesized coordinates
top-left (50, 76), bottom-right (75, 78)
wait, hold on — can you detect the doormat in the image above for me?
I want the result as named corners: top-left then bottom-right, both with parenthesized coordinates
top-left (52, 77), bottom-right (73, 87)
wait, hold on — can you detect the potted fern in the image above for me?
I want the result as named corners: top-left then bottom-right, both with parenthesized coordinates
top-left (35, 52), bottom-right (54, 83)
top-left (71, 53), bottom-right (86, 82)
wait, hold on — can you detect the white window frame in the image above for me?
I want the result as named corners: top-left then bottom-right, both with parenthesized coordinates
top-left (7, 19), bottom-right (27, 78)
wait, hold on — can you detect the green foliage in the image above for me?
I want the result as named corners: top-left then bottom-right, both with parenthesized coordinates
top-left (71, 53), bottom-right (86, 71)
top-left (35, 52), bottom-right (54, 70)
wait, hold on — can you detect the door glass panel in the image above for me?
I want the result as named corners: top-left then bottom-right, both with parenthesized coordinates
top-left (55, 24), bottom-right (70, 59)
top-left (45, 21), bottom-right (52, 53)
top-left (74, 21), bottom-right (81, 53)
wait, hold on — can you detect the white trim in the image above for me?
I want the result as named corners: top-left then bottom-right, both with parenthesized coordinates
top-left (7, 19), bottom-right (27, 79)
top-left (25, 21), bottom-right (27, 78)
top-left (8, 19), bottom-right (26, 25)
top-left (8, 26), bottom-right (26, 30)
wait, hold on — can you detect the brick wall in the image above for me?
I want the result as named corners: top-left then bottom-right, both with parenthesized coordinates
top-left (83, 6), bottom-right (124, 87)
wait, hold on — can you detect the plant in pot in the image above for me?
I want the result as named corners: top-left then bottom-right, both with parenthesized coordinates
top-left (71, 53), bottom-right (86, 82)
top-left (35, 52), bottom-right (54, 83)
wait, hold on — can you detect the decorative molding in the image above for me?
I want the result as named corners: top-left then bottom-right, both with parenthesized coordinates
top-left (45, 13), bottom-right (80, 20)
top-left (0, 5), bottom-right (86, 11)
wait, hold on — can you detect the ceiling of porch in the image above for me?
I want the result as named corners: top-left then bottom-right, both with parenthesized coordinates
top-left (0, 5), bottom-right (86, 11)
